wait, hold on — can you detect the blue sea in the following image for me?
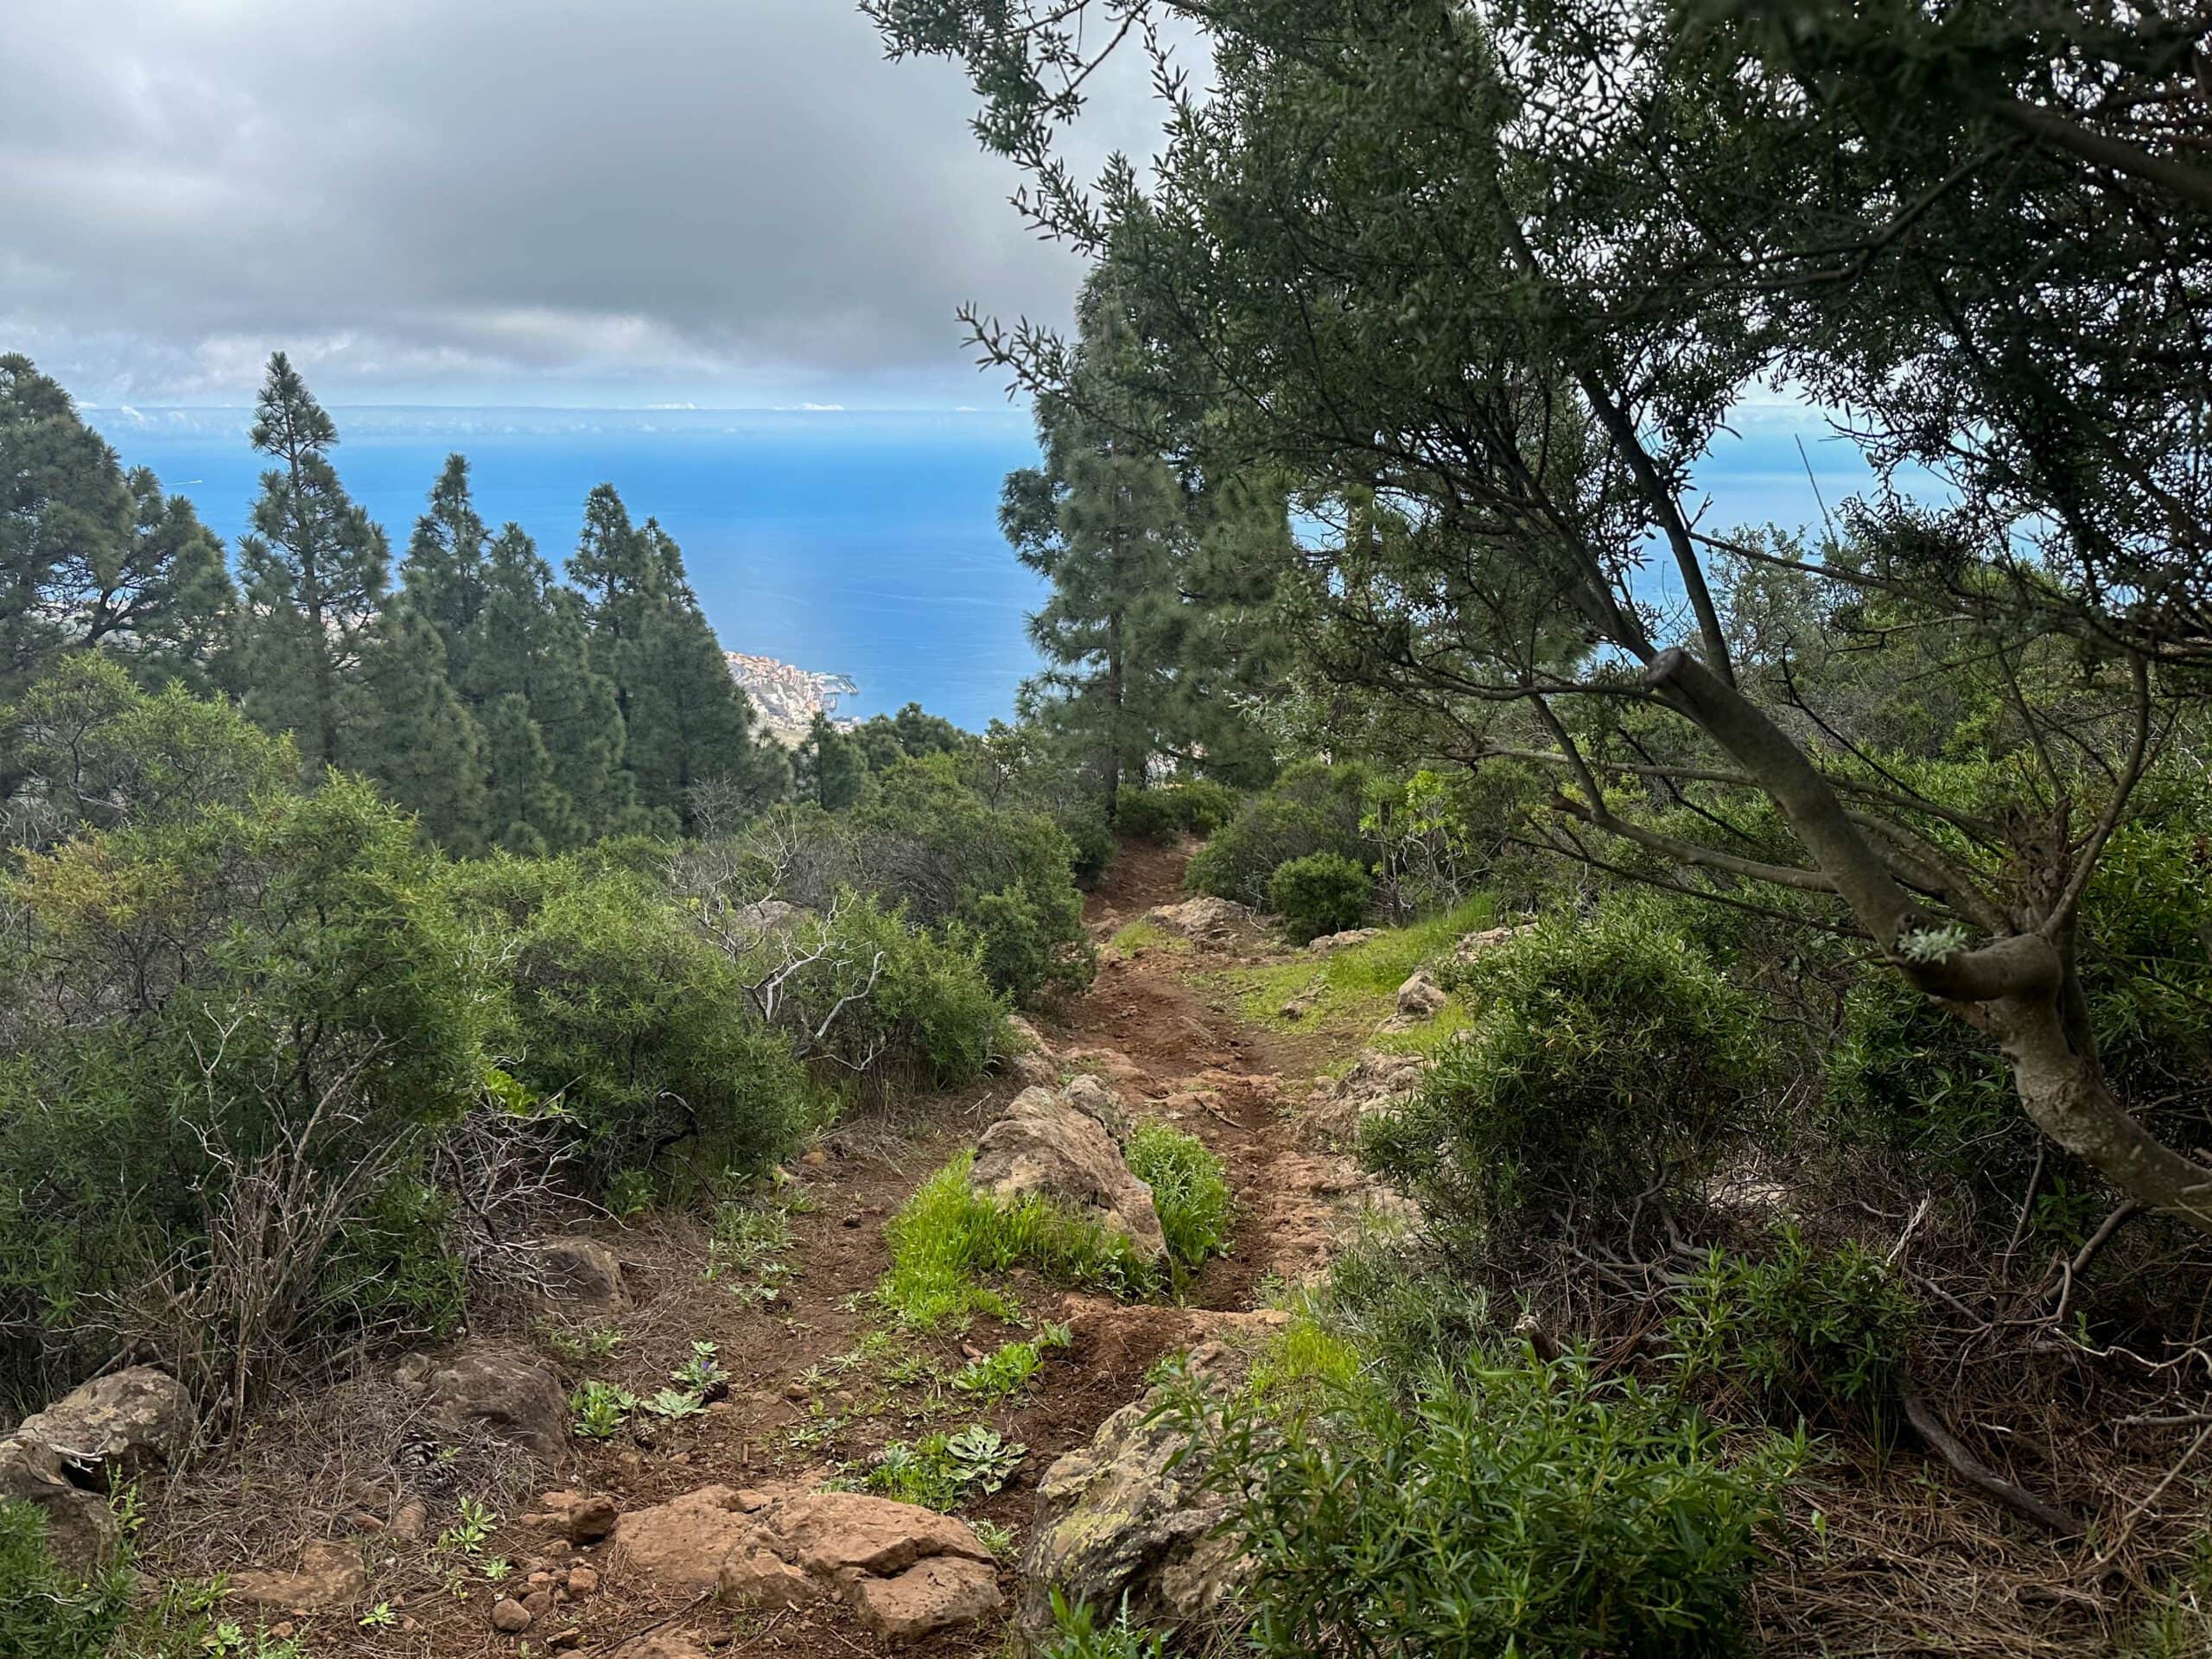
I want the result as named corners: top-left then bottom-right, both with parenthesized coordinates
top-left (87, 406), bottom-right (1051, 732)
top-left (85, 401), bottom-right (1875, 731)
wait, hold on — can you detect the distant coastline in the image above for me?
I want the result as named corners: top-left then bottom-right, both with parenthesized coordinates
top-left (724, 652), bottom-right (859, 747)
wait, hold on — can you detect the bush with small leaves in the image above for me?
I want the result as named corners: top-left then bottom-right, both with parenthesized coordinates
top-left (0, 1499), bottom-right (131, 1659)
top-left (1185, 759), bottom-right (1372, 906)
top-left (1268, 852), bottom-right (1374, 944)
top-left (1111, 789), bottom-right (1179, 843)
top-left (1668, 1228), bottom-right (1920, 1425)
top-left (1364, 906), bottom-right (1770, 1255)
top-left (1185, 1351), bottom-right (1801, 1658)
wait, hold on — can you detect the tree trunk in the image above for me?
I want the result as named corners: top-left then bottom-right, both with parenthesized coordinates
top-left (1990, 989), bottom-right (2212, 1229)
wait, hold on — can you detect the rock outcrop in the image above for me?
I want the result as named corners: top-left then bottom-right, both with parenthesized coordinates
top-left (1058, 1072), bottom-right (1131, 1147)
top-left (971, 1088), bottom-right (1166, 1261)
top-left (229, 1538), bottom-right (367, 1612)
top-left (1395, 970), bottom-right (1447, 1019)
top-left (2, 1364), bottom-right (194, 1570)
top-left (1302, 1048), bottom-right (1432, 1148)
top-left (719, 1491), bottom-right (1001, 1643)
top-left (997, 1014), bottom-right (1062, 1090)
top-left (530, 1236), bottom-right (628, 1314)
top-left (1019, 1342), bottom-right (1247, 1641)
top-left (1143, 897), bottom-right (1274, 952)
top-left (611, 1484), bottom-right (772, 1594)
top-left (1306, 926), bottom-right (1382, 955)
top-left (396, 1340), bottom-right (569, 1460)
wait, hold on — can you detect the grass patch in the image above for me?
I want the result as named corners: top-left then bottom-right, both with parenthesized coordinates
top-left (1109, 918), bottom-right (1191, 956)
top-left (877, 1155), bottom-right (1158, 1330)
top-left (1220, 894), bottom-right (1496, 1043)
top-left (953, 1323), bottom-right (1072, 1402)
top-left (1127, 1121), bottom-right (1234, 1278)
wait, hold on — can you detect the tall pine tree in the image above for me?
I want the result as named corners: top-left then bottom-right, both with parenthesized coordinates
top-left (401, 454), bottom-right (493, 703)
top-left (480, 523), bottom-right (633, 842)
top-left (235, 353), bottom-right (388, 775)
top-left (480, 690), bottom-right (577, 855)
top-left (350, 599), bottom-right (490, 851)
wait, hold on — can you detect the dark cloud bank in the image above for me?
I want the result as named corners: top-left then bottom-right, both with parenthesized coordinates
top-left (1, 0), bottom-right (1151, 405)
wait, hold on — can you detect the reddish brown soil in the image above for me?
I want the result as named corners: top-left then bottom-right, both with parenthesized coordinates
top-left (138, 840), bottom-right (1338, 1659)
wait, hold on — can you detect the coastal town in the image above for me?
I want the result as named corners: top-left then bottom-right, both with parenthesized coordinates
top-left (722, 650), bottom-right (859, 747)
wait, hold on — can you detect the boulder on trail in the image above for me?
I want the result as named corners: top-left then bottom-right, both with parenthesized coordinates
top-left (1395, 970), bottom-right (1448, 1019)
top-left (1301, 1048), bottom-right (1432, 1148)
top-left (228, 1538), bottom-right (368, 1613)
top-left (717, 1491), bottom-right (1001, 1644)
top-left (396, 1340), bottom-right (569, 1460)
top-left (529, 1236), bottom-right (629, 1314)
top-left (1058, 1072), bottom-right (1131, 1147)
top-left (971, 1089), bottom-right (1167, 1262)
top-left (1142, 896), bottom-right (1274, 952)
top-left (1019, 1342), bottom-right (1248, 1640)
top-left (611, 1484), bottom-right (769, 1594)
top-left (18, 1365), bottom-right (193, 1481)
top-left (0, 1433), bottom-right (118, 1569)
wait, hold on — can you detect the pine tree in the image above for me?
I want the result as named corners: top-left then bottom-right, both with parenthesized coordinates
top-left (401, 454), bottom-right (492, 702)
top-left (480, 691), bottom-right (577, 855)
top-left (235, 353), bottom-right (389, 774)
top-left (0, 354), bottom-right (232, 694)
top-left (480, 523), bottom-right (632, 843)
top-left (795, 711), bottom-right (866, 810)
top-left (607, 516), bottom-right (780, 832)
top-left (350, 601), bottom-right (489, 851)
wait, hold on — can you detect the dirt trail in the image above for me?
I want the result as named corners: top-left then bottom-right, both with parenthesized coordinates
top-left (156, 840), bottom-right (1344, 1659)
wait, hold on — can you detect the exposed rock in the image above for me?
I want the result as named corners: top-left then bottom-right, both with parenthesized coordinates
top-left (530, 1236), bottom-right (628, 1314)
top-left (1058, 1073), bottom-right (1130, 1147)
top-left (18, 1366), bottom-right (193, 1482)
top-left (719, 1545), bottom-right (821, 1608)
top-left (391, 1497), bottom-right (429, 1541)
top-left (846, 1554), bottom-right (1003, 1643)
top-left (566, 1493), bottom-right (618, 1544)
top-left (491, 1596), bottom-right (532, 1633)
top-left (612, 1484), bottom-right (763, 1594)
top-left (1452, 922), bottom-right (1535, 963)
top-left (1058, 1047), bottom-right (1147, 1090)
top-left (1300, 1049), bottom-right (1432, 1149)
top-left (611, 1635), bottom-right (712, 1659)
top-left (971, 1090), bottom-right (1167, 1261)
top-left (998, 1014), bottom-right (1062, 1090)
top-left (1395, 970), bottom-right (1447, 1019)
top-left (230, 1539), bottom-right (367, 1613)
top-left (770, 1492), bottom-right (994, 1578)
top-left (1019, 1343), bottom-right (1248, 1640)
top-left (398, 1340), bottom-right (568, 1460)
top-left (716, 1491), bottom-right (1000, 1644)
top-left (1144, 897), bottom-right (1274, 952)
top-left (1278, 993), bottom-right (1318, 1021)
top-left (1307, 926), bottom-right (1382, 955)
top-left (0, 1433), bottom-right (118, 1569)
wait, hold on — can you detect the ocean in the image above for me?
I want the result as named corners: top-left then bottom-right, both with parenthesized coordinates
top-left (84, 401), bottom-right (1878, 732)
top-left (86, 406), bottom-right (1052, 732)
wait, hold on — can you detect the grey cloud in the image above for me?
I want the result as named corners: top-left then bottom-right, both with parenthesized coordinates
top-left (0, 0), bottom-right (1160, 403)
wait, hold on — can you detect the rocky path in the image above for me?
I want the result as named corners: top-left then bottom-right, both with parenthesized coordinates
top-left (134, 840), bottom-right (1390, 1659)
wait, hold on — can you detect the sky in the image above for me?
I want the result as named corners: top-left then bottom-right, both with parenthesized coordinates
top-left (0, 0), bottom-right (1165, 409)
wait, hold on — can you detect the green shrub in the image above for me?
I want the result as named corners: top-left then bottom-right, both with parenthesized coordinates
top-left (0, 1499), bottom-right (130, 1659)
top-left (1668, 1228), bottom-right (1920, 1424)
top-left (1159, 779), bottom-right (1238, 838)
top-left (1111, 788), bottom-right (1179, 843)
top-left (1038, 1592), bottom-right (1171, 1658)
top-left (0, 778), bottom-right (494, 1401)
top-left (1185, 760), bottom-right (1372, 906)
top-left (1268, 852), bottom-right (1373, 943)
top-left (877, 1156), bottom-right (1158, 1329)
top-left (861, 1423), bottom-right (1027, 1510)
top-left (1364, 906), bottom-right (1770, 1254)
top-left (445, 855), bottom-right (820, 1193)
top-left (1126, 1122), bottom-right (1233, 1274)
top-left (1060, 804), bottom-right (1115, 884)
top-left (1192, 1351), bottom-right (1800, 1658)
top-left (731, 893), bottom-right (1007, 1095)
top-left (846, 758), bottom-right (1094, 1003)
